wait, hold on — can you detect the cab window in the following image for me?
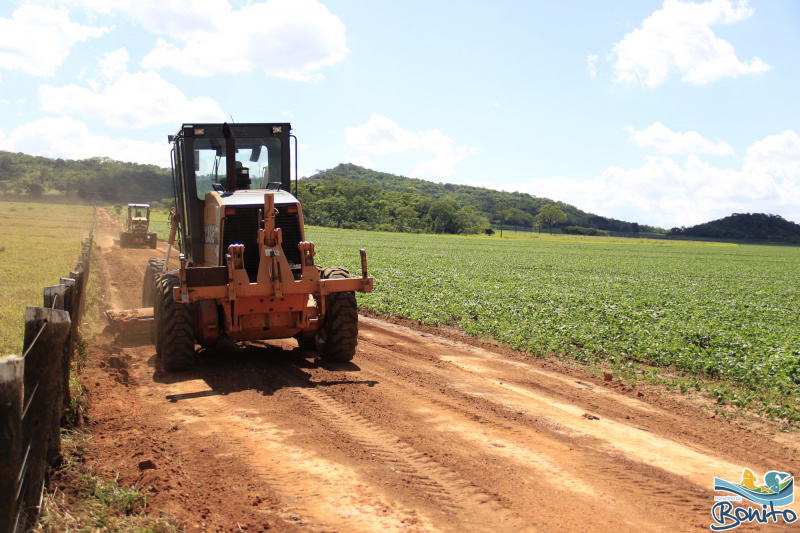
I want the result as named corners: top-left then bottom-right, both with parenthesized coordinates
top-left (193, 137), bottom-right (282, 200)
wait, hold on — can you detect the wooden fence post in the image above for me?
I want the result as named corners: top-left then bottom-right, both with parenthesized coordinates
top-left (0, 355), bottom-right (24, 533)
top-left (42, 285), bottom-right (66, 311)
top-left (20, 307), bottom-right (71, 530)
top-left (59, 278), bottom-right (77, 418)
top-left (44, 281), bottom-right (75, 428)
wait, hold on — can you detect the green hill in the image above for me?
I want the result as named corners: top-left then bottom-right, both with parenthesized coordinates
top-left (299, 163), bottom-right (661, 235)
top-left (670, 213), bottom-right (800, 244)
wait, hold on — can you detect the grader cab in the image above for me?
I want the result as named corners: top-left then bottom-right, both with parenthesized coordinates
top-left (108, 122), bottom-right (373, 371)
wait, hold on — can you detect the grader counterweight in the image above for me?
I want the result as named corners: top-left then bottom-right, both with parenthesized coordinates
top-left (108, 122), bottom-right (373, 371)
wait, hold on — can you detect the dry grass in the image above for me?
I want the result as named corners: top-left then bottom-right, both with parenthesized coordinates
top-left (33, 458), bottom-right (181, 533)
top-left (0, 200), bottom-right (95, 355)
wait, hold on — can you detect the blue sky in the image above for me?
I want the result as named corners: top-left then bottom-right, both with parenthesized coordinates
top-left (1, 0), bottom-right (798, 228)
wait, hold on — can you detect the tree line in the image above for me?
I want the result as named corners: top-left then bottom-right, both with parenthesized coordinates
top-left (0, 151), bottom-right (173, 204)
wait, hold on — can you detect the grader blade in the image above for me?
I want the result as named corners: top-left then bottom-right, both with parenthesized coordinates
top-left (105, 307), bottom-right (155, 346)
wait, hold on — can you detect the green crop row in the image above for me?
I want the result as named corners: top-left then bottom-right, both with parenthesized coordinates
top-left (308, 227), bottom-right (800, 420)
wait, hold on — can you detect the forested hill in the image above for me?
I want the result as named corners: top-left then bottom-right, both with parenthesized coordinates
top-left (670, 213), bottom-right (800, 244)
top-left (298, 163), bottom-right (660, 235)
top-left (0, 150), bottom-right (172, 203)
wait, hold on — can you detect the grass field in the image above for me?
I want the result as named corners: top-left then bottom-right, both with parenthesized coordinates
top-left (0, 200), bottom-right (95, 355)
top-left (308, 227), bottom-right (800, 421)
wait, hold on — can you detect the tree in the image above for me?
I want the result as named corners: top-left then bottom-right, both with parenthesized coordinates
top-left (502, 207), bottom-right (533, 231)
top-left (23, 178), bottom-right (45, 197)
top-left (456, 205), bottom-right (489, 234)
top-left (429, 199), bottom-right (459, 233)
top-left (536, 204), bottom-right (567, 234)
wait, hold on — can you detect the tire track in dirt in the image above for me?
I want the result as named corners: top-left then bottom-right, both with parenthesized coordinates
top-left (271, 367), bottom-right (523, 530)
top-left (307, 345), bottom-right (705, 531)
top-left (136, 371), bottom-right (445, 533)
top-left (132, 342), bottom-right (538, 533)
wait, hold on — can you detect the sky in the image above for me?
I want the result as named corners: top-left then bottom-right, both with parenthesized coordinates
top-left (1, 0), bottom-right (799, 228)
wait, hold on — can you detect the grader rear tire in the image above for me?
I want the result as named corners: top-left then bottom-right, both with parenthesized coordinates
top-left (316, 267), bottom-right (358, 362)
top-left (155, 274), bottom-right (194, 372)
top-left (142, 257), bottom-right (165, 307)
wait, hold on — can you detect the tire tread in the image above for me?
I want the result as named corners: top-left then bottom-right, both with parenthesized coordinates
top-left (155, 274), bottom-right (194, 372)
top-left (317, 267), bottom-right (358, 362)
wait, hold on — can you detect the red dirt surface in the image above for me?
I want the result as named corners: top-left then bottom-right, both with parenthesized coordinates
top-left (68, 209), bottom-right (799, 532)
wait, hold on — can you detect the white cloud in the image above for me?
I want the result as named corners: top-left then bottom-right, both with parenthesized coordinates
top-left (611, 0), bottom-right (770, 87)
top-left (34, 0), bottom-right (347, 79)
top-left (411, 130), bottom-right (476, 182)
top-left (0, 5), bottom-right (111, 76)
top-left (41, 0), bottom-right (228, 33)
top-left (99, 48), bottom-right (129, 83)
top-left (345, 114), bottom-right (476, 181)
top-left (507, 130), bottom-right (800, 228)
top-left (39, 70), bottom-right (227, 128)
top-left (586, 54), bottom-right (599, 78)
top-left (627, 122), bottom-right (735, 155)
top-left (138, 0), bottom-right (348, 80)
top-left (346, 156), bottom-right (375, 169)
top-left (744, 130), bottom-right (800, 185)
top-left (0, 116), bottom-right (168, 166)
top-left (345, 114), bottom-right (421, 155)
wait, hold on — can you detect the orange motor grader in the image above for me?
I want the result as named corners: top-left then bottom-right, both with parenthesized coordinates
top-left (119, 203), bottom-right (157, 248)
top-left (111, 122), bottom-right (373, 372)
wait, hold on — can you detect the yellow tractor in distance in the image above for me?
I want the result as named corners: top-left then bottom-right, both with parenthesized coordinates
top-left (119, 203), bottom-right (157, 248)
top-left (109, 123), bottom-right (373, 372)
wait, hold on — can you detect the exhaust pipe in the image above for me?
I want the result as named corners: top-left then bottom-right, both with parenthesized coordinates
top-left (223, 122), bottom-right (237, 193)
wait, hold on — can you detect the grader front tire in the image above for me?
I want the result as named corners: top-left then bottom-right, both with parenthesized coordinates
top-left (155, 274), bottom-right (195, 372)
top-left (316, 267), bottom-right (358, 362)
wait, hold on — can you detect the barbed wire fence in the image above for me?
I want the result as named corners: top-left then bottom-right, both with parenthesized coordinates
top-left (1, 226), bottom-right (93, 533)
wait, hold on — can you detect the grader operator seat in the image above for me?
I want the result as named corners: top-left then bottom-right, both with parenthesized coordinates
top-left (235, 163), bottom-right (251, 189)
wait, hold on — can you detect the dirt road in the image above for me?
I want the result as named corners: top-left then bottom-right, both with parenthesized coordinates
top-left (79, 209), bottom-right (799, 532)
